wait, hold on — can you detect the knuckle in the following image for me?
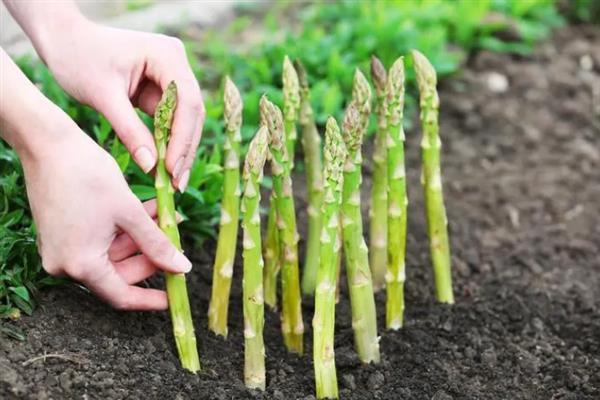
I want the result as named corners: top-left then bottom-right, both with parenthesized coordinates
top-left (112, 298), bottom-right (133, 311)
top-left (163, 36), bottom-right (185, 54)
top-left (148, 237), bottom-right (175, 262)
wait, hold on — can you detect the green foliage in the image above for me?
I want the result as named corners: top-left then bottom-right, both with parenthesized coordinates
top-left (567, 0), bottom-right (600, 23)
top-left (192, 0), bottom-right (562, 133)
top-left (0, 141), bottom-right (63, 322)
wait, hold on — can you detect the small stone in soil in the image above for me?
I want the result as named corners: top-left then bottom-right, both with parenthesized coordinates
top-left (481, 347), bottom-right (497, 368)
top-left (367, 371), bottom-right (385, 390)
top-left (342, 373), bottom-right (356, 390)
top-left (432, 390), bottom-right (453, 400)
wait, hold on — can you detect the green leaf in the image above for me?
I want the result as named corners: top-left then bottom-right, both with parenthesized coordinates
top-left (130, 185), bottom-right (156, 201)
top-left (9, 286), bottom-right (29, 302)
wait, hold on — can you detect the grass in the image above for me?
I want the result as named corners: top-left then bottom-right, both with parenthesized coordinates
top-left (0, 0), bottom-right (565, 326)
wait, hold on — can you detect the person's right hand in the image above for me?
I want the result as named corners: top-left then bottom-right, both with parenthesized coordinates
top-left (20, 117), bottom-right (192, 311)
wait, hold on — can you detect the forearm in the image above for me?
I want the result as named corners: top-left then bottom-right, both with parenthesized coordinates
top-left (3, 0), bottom-right (86, 63)
top-left (0, 48), bottom-right (70, 161)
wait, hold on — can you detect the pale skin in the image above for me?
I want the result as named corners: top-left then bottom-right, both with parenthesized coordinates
top-left (0, 1), bottom-right (205, 310)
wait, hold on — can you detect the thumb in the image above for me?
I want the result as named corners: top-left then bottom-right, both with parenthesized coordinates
top-left (98, 88), bottom-right (157, 173)
top-left (117, 196), bottom-right (192, 274)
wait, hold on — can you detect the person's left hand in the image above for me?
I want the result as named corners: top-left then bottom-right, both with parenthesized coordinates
top-left (36, 17), bottom-right (204, 191)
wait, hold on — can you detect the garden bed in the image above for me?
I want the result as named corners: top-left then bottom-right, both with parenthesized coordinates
top-left (1, 24), bottom-right (599, 400)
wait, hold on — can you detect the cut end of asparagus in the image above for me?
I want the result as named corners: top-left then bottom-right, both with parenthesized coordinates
top-left (370, 55), bottom-right (387, 97)
top-left (283, 55), bottom-right (301, 121)
top-left (154, 81), bottom-right (178, 139)
top-left (352, 68), bottom-right (372, 114)
top-left (324, 117), bottom-right (347, 188)
top-left (244, 125), bottom-right (270, 178)
top-left (259, 95), bottom-right (285, 152)
top-left (342, 102), bottom-right (363, 154)
top-left (411, 50), bottom-right (437, 94)
top-left (224, 76), bottom-right (242, 132)
top-left (384, 57), bottom-right (405, 126)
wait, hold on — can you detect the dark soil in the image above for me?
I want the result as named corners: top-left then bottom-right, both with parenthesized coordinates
top-left (2, 25), bottom-right (600, 400)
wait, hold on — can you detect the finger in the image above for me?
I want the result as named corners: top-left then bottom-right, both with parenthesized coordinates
top-left (84, 260), bottom-right (167, 311)
top-left (117, 197), bottom-right (192, 274)
top-left (97, 87), bottom-right (157, 173)
top-left (134, 80), bottom-right (162, 116)
top-left (115, 255), bottom-right (158, 285)
top-left (173, 117), bottom-right (202, 192)
top-left (144, 37), bottom-right (204, 183)
top-left (166, 79), bottom-right (204, 187)
top-left (109, 210), bottom-right (184, 262)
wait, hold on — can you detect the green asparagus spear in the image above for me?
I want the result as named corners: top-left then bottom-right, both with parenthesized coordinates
top-left (242, 125), bottom-right (270, 390)
top-left (154, 82), bottom-right (200, 372)
top-left (313, 117), bottom-right (346, 400)
top-left (412, 50), bottom-right (454, 304)
top-left (385, 58), bottom-right (408, 330)
top-left (260, 96), bottom-right (304, 354)
top-left (263, 205), bottom-right (280, 310)
top-left (369, 55), bottom-right (389, 292)
top-left (263, 56), bottom-right (299, 310)
top-left (294, 59), bottom-right (324, 296)
top-left (340, 71), bottom-right (380, 363)
top-left (208, 77), bottom-right (242, 337)
top-left (283, 55), bottom-right (301, 169)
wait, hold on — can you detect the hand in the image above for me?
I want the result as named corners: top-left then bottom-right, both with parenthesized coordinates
top-left (37, 18), bottom-right (204, 191)
top-left (21, 118), bottom-right (192, 311)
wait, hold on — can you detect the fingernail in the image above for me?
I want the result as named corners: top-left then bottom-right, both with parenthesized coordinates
top-left (134, 147), bottom-right (155, 173)
top-left (173, 251), bottom-right (192, 273)
top-left (173, 157), bottom-right (185, 178)
top-left (178, 170), bottom-right (190, 193)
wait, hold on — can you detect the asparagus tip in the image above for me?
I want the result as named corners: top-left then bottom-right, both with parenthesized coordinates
top-left (244, 125), bottom-right (270, 177)
top-left (370, 55), bottom-right (387, 96)
top-left (154, 81), bottom-right (178, 134)
top-left (283, 56), bottom-right (301, 117)
top-left (342, 102), bottom-right (363, 153)
top-left (224, 76), bottom-right (242, 132)
top-left (324, 117), bottom-right (347, 184)
top-left (293, 58), bottom-right (309, 90)
top-left (411, 50), bottom-right (437, 92)
top-left (352, 68), bottom-right (372, 112)
top-left (259, 95), bottom-right (285, 150)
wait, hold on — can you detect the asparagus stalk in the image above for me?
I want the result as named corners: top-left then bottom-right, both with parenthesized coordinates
top-left (412, 50), bottom-right (454, 304)
top-left (368, 56), bottom-right (389, 292)
top-left (283, 55), bottom-right (301, 169)
top-left (340, 71), bottom-right (380, 364)
top-left (385, 58), bottom-right (408, 330)
top-left (313, 117), bottom-right (346, 400)
top-left (208, 77), bottom-right (242, 337)
top-left (294, 59), bottom-right (324, 296)
top-left (263, 205), bottom-right (280, 309)
top-left (153, 82), bottom-right (200, 372)
top-left (260, 96), bottom-right (304, 354)
top-left (242, 125), bottom-right (270, 390)
top-left (263, 56), bottom-right (299, 309)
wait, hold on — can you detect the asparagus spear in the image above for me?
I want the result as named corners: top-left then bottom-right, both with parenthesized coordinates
top-left (242, 125), bottom-right (270, 390)
top-left (313, 117), bottom-right (346, 400)
top-left (385, 58), bottom-right (408, 330)
top-left (208, 77), bottom-right (242, 337)
top-left (294, 59), bottom-right (324, 296)
top-left (340, 71), bottom-right (380, 364)
top-left (263, 205), bottom-right (280, 310)
top-left (412, 50), bottom-right (454, 304)
top-left (260, 96), bottom-right (304, 354)
top-left (368, 56), bottom-right (389, 292)
top-left (263, 56), bottom-right (299, 309)
top-left (153, 82), bottom-right (200, 372)
top-left (283, 55), bottom-right (301, 168)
